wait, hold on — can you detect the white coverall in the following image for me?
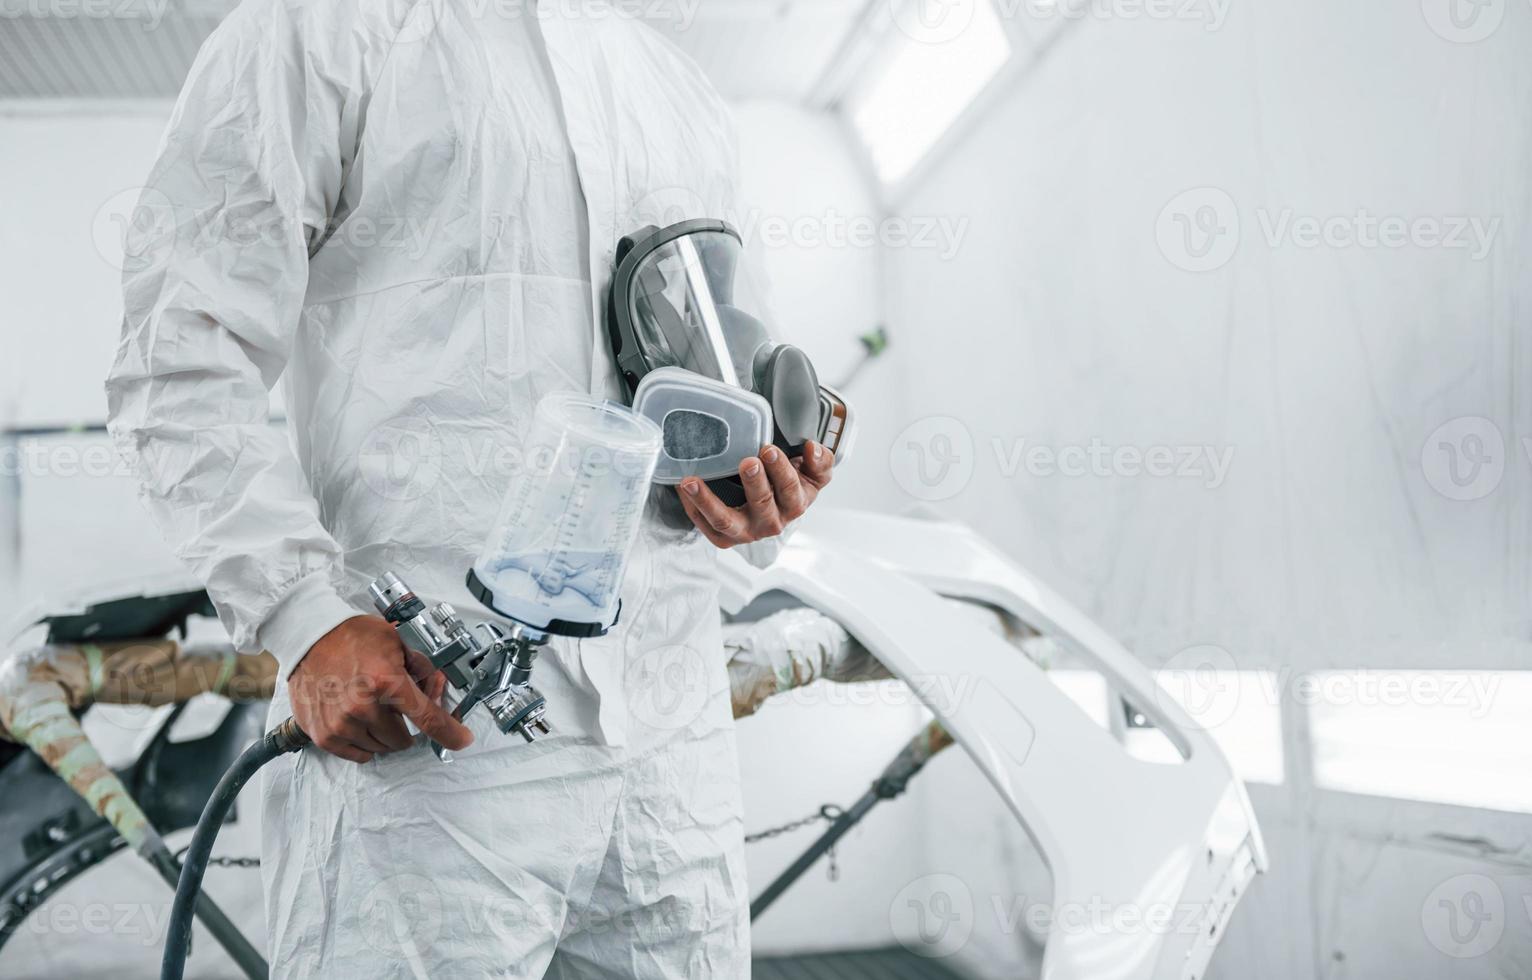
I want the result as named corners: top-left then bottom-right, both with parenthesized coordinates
top-left (105, 0), bottom-right (755, 974)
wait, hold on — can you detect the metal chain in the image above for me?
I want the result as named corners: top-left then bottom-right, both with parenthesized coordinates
top-left (179, 804), bottom-right (846, 868)
top-left (744, 804), bottom-right (843, 844)
top-left (178, 804), bottom-right (844, 869)
top-left (203, 855), bottom-right (261, 869)
top-left (170, 808), bottom-right (841, 869)
top-left (173, 846), bottom-right (260, 870)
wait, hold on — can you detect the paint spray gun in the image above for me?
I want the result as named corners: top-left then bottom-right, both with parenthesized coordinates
top-left (162, 393), bottom-right (662, 979)
top-left (370, 391), bottom-right (663, 761)
top-left (367, 572), bottom-right (550, 757)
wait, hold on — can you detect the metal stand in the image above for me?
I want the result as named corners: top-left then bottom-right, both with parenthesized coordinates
top-left (750, 723), bottom-right (948, 921)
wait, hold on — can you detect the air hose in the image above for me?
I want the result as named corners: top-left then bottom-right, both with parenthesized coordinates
top-left (161, 718), bottom-right (310, 980)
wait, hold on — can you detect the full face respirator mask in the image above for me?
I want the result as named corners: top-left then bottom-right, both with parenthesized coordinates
top-left (606, 219), bottom-right (853, 506)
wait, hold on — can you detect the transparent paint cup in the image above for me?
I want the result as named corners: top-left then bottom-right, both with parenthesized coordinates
top-left (470, 392), bottom-right (662, 634)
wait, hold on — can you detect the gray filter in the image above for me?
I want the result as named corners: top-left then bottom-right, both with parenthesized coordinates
top-left (663, 409), bottom-right (730, 460)
top-left (631, 367), bottom-right (773, 483)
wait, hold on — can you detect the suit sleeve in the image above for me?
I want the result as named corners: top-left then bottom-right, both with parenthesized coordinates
top-left (105, 0), bottom-right (375, 677)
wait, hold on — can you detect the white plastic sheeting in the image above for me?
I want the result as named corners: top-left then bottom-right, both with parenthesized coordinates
top-left (869, 1), bottom-right (1532, 978)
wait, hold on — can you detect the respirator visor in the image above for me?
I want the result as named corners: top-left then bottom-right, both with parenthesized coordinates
top-left (624, 226), bottom-right (771, 389)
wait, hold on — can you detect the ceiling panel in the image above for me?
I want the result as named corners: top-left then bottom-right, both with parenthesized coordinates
top-left (0, 13), bottom-right (220, 98)
top-left (665, 0), bottom-right (867, 101)
top-left (0, 0), bottom-right (869, 102)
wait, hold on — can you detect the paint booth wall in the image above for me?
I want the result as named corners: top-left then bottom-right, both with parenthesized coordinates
top-left (873, 4), bottom-right (1532, 980)
top-left (0, 110), bottom-right (192, 605)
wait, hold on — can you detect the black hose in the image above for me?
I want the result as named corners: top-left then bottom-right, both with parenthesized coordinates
top-left (145, 844), bottom-right (268, 980)
top-left (161, 719), bottom-right (309, 980)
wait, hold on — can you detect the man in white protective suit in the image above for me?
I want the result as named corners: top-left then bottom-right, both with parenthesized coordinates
top-left (103, 0), bottom-right (834, 975)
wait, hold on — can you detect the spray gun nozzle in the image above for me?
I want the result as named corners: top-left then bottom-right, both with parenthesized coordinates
top-left (369, 571), bottom-right (555, 763)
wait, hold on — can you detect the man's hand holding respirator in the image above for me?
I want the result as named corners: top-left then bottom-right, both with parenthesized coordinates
top-left (612, 220), bottom-right (852, 550)
top-left (678, 440), bottom-right (834, 547)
